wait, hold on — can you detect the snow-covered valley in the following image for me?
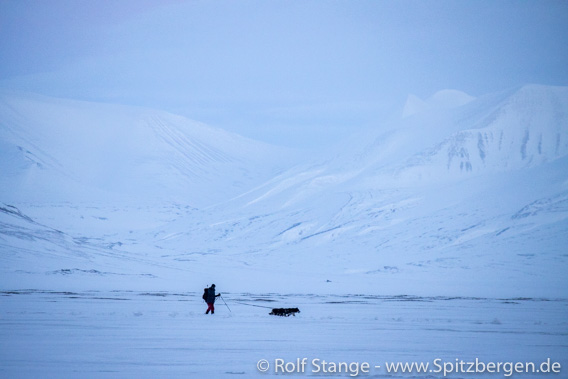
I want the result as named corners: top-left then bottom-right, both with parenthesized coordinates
top-left (1, 85), bottom-right (567, 377)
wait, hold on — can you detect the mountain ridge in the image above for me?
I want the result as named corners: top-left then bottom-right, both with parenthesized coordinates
top-left (0, 85), bottom-right (567, 296)
top-left (0, 91), bottom-right (294, 206)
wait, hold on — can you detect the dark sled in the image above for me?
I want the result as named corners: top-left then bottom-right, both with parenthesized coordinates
top-left (269, 307), bottom-right (300, 317)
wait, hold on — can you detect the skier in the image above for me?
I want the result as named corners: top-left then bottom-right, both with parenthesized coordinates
top-left (205, 284), bottom-right (221, 314)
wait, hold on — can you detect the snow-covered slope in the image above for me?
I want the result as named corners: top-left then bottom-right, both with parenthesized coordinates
top-left (147, 85), bottom-right (568, 296)
top-left (397, 85), bottom-right (568, 180)
top-left (0, 92), bottom-right (291, 206)
top-left (1, 85), bottom-right (567, 298)
top-left (221, 85), bottom-right (568, 206)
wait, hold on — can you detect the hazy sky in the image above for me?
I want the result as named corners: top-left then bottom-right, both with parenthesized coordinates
top-left (1, 0), bottom-right (567, 147)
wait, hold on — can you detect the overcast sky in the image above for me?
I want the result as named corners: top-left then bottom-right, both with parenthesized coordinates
top-left (1, 0), bottom-right (567, 147)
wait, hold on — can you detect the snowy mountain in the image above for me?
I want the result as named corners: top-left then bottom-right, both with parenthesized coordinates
top-left (217, 85), bottom-right (568, 206)
top-left (1, 85), bottom-right (567, 298)
top-left (0, 92), bottom-right (292, 206)
top-left (148, 85), bottom-right (568, 296)
top-left (396, 85), bottom-right (568, 180)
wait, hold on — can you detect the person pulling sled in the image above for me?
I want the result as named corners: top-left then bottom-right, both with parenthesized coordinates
top-left (203, 284), bottom-right (221, 314)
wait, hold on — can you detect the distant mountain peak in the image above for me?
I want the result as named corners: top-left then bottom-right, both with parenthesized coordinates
top-left (402, 89), bottom-right (475, 118)
top-left (395, 84), bottom-right (568, 180)
top-left (401, 94), bottom-right (426, 118)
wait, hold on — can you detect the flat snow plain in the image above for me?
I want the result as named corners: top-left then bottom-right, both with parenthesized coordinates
top-left (1, 290), bottom-right (566, 378)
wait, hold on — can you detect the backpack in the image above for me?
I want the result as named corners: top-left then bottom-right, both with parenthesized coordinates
top-left (202, 288), bottom-right (208, 302)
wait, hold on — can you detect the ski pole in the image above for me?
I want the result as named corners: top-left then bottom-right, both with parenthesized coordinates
top-left (220, 294), bottom-right (232, 313)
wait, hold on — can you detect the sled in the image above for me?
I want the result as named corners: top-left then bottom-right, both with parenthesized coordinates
top-left (269, 307), bottom-right (300, 317)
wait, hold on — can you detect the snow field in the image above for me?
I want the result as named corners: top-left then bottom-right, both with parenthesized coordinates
top-left (1, 290), bottom-right (566, 378)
